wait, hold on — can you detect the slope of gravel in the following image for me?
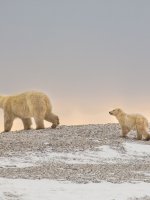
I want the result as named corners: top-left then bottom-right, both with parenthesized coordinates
top-left (0, 124), bottom-right (150, 184)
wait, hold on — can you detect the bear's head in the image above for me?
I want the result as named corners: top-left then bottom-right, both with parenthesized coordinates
top-left (109, 108), bottom-right (123, 116)
top-left (51, 115), bottom-right (60, 129)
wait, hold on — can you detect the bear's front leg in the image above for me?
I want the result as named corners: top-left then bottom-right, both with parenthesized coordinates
top-left (121, 126), bottom-right (129, 137)
top-left (34, 117), bottom-right (45, 130)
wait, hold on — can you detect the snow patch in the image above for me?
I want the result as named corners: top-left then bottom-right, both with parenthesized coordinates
top-left (0, 178), bottom-right (149, 200)
top-left (124, 143), bottom-right (150, 157)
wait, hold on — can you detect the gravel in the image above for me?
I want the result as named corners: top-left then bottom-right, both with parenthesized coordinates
top-left (0, 123), bottom-right (150, 184)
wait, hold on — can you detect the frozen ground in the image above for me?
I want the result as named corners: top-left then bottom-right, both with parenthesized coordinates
top-left (0, 124), bottom-right (150, 199)
top-left (0, 178), bottom-right (150, 200)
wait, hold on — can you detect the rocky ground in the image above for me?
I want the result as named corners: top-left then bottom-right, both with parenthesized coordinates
top-left (0, 124), bottom-right (149, 184)
top-left (0, 124), bottom-right (150, 199)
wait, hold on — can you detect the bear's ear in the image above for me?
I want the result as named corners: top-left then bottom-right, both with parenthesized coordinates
top-left (117, 108), bottom-right (123, 113)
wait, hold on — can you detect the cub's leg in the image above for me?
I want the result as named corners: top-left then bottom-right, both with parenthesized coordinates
top-left (34, 117), bottom-right (44, 130)
top-left (142, 131), bottom-right (150, 140)
top-left (136, 130), bottom-right (142, 140)
top-left (22, 118), bottom-right (32, 130)
top-left (136, 123), bottom-right (149, 140)
top-left (4, 112), bottom-right (14, 132)
top-left (121, 126), bottom-right (130, 137)
top-left (137, 129), bottom-right (149, 140)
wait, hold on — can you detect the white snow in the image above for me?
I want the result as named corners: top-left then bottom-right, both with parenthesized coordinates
top-left (0, 178), bottom-right (149, 200)
top-left (124, 142), bottom-right (150, 157)
top-left (95, 145), bottom-right (121, 158)
top-left (0, 156), bottom-right (33, 168)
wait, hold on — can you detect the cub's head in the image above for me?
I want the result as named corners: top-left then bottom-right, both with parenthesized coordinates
top-left (51, 115), bottom-right (60, 129)
top-left (109, 108), bottom-right (123, 117)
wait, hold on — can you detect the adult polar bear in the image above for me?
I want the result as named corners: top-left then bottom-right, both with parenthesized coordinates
top-left (109, 108), bottom-right (150, 140)
top-left (0, 91), bottom-right (59, 132)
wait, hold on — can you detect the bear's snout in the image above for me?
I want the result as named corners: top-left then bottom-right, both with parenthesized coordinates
top-left (109, 111), bottom-right (113, 115)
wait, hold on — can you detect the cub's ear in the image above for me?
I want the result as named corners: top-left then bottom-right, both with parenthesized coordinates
top-left (117, 108), bottom-right (122, 112)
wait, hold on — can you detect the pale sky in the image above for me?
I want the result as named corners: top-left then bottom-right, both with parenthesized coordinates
top-left (0, 0), bottom-right (150, 130)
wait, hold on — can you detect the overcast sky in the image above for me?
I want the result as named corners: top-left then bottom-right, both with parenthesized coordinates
top-left (0, 0), bottom-right (150, 129)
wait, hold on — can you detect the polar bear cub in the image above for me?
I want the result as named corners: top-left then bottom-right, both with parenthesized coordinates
top-left (0, 91), bottom-right (59, 132)
top-left (109, 108), bottom-right (150, 140)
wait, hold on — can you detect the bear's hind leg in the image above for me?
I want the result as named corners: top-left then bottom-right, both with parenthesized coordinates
top-left (22, 118), bottom-right (32, 130)
top-left (34, 117), bottom-right (44, 130)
